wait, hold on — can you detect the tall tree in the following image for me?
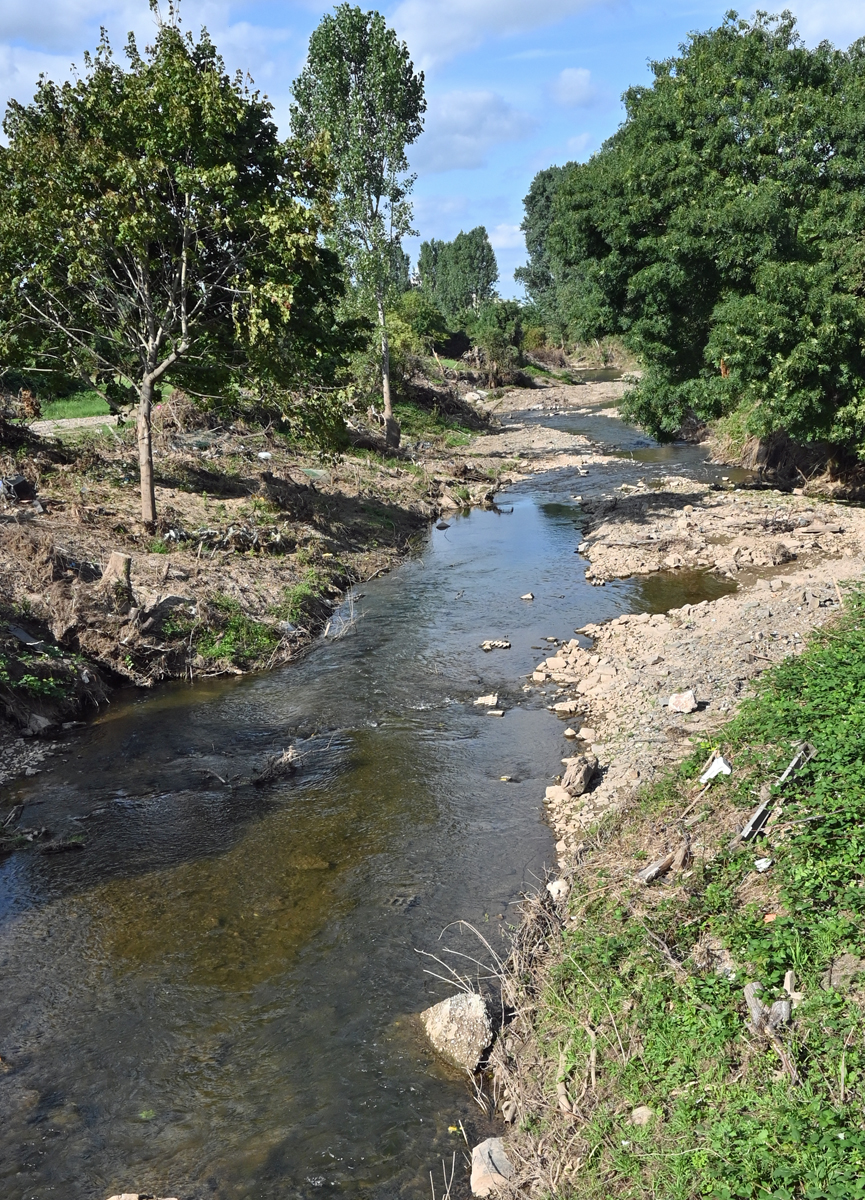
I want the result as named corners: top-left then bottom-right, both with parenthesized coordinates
top-left (543, 12), bottom-right (865, 452)
top-left (417, 227), bottom-right (498, 322)
top-left (0, 3), bottom-right (342, 527)
top-left (514, 165), bottom-right (567, 336)
top-left (291, 5), bottom-right (425, 448)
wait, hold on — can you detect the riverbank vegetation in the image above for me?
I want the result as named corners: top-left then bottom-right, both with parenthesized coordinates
top-left (499, 590), bottom-right (865, 1198)
top-left (518, 12), bottom-right (865, 475)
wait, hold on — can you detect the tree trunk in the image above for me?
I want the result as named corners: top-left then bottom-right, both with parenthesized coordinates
top-left (137, 376), bottom-right (157, 529)
top-left (377, 294), bottom-right (400, 449)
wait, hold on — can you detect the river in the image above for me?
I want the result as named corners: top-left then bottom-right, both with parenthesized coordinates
top-left (0, 398), bottom-right (738, 1199)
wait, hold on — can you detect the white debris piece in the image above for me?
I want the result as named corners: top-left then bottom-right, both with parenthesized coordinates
top-left (700, 755), bottom-right (733, 784)
top-left (474, 693), bottom-right (498, 707)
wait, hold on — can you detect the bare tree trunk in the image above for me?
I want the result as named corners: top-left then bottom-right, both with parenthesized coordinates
top-left (377, 293), bottom-right (400, 449)
top-left (137, 375), bottom-right (157, 529)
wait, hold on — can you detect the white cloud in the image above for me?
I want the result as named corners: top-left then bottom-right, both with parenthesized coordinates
top-left (786, 1), bottom-right (865, 45)
top-left (391, 0), bottom-right (606, 70)
top-left (567, 132), bottom-right (593, 155)
top-left (553, 66), bottom-right (600, 107)
top-left (412, 89), bottom-right (536, 173)
top-left (489, 222), bottom-right (524, 250)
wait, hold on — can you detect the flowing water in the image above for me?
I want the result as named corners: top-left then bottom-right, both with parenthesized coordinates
top-left (0, 398), bottom-right (740, 1200)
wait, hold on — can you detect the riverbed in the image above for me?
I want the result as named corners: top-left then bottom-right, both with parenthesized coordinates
top-left (0, 398), bottom-right (735, 1199)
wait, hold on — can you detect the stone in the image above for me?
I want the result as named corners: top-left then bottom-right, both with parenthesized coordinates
top-left (474, 693), bottom-right (498, 707)
top-left (520, 592), bottom-right (534, 601)
top-left (553, 700), bottom-right (579, 715)
top-left (668, 690), bottom-right (698, 714)
top-left (546, 878), bottom-right (569, 901)
top-left (420, 992), bottom-right (493, 1072)
top-left (562, 754), bottom-right (597, 796)
top-left (531, 670), bottom-right (547, 683)
top-left (629, 1105), bottom-right (656, 1127)
top-left (25, 713), bottom-right (55, 736)
top-left (563, 727), bottom-right (577, 739)
top-left (577, 725), bottom-right (596, 741)
top-left (545, 785), bottom-right (571, 805)
top-left (545, 656), bottom-right (568, 670)
top-left (470, 1137), bottom-right (514, 1197)
top-left (823, 953), bottom-right (865, 992)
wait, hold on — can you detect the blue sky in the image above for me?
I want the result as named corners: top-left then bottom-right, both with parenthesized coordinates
top-left (2, 0), bottom-right (864, 296)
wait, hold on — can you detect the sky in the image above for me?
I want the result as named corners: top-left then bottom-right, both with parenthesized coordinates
top-left (2, 0), bottom-right (865, 296)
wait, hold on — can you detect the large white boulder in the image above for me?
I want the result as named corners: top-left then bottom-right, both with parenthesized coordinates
top-left (420, 992), bottom-right (492, 1072)
top-left (471, 1137), bottom-right (515, 1196)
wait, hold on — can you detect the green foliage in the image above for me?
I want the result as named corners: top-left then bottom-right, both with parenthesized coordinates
top-left (274, 569), bottom-right (330, 625)
top-left (0, 6), bottom-right (351, 521)
top-left (468, 300), bottom-right (523, 386)
top-left (537, 12), bottom-right (865, 451)
top-left (514, 164), bottom-right (568, 340)
top-left (534, 592), bottom-right (865, 1198)
top-left (417, 227), bottom-right (498, 322)
top-left (196, 595), bottom-right (280, 666)
top-left (291, 3), bottom-right (425, 428)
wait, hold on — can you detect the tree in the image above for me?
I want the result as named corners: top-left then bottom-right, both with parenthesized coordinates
top-left (514, 165), bottom-right (568, 338)
top-left (471, 301), bottom-right (523, 387)
top-left (291, 5), bottom-right (425, 448)
top-left (541, 13), bottom-right (865, 453)
top-left (0, 4), bottom-right (344, 527)
top-left (418, 227), bottom-right (498, 322)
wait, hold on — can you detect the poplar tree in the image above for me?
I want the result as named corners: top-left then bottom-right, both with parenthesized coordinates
top-left (291, 5), bottom-right (425, 448)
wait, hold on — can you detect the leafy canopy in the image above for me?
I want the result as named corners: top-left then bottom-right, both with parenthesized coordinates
top-left (418, 226), bottom-right (499, 322)
top-left (290, 4), bottom-right (425, 307)
top-left (534, 12), bottom-right (865, 452)
top-left (0, 10), bottom-right (349, 436)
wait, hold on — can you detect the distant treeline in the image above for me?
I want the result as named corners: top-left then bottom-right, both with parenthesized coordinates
top-left (518, 12), bottom-right (865, 453)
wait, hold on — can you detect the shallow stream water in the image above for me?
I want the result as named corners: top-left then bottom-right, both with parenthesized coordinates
top-left (0, 399), bottom-right (738, 1199)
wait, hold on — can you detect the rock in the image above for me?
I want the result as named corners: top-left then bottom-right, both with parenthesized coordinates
top-left (563, 727), bottom-right (577, 739)
top-left (474, 693), bottom-right (499, 707)
top-left (545, 656), bottom-right (568, 670)
top-left (823, 952), bottom-right (865, 992)
top-left (107, 1195), bottom-right (178, 1200)
top-left (25, 713), bottom-right (55, 737)
top-left (520, 592), bottom-right (534, 601)
top-left (481, 640), bottom-right (511, 651)
top-left (629, 1105), bottom-right (656, 1127)
top-left (562, 754), bottom-right (597, 796)
top-left (420, 992), bottom-right (492, 1072)
top-left (546, 878), bottom-right (569, 901)
top-left (577, 725), bottom-right (596, 741)
top-left (531, 670), bottom-right (547, 683)
top-left (545, 785), bottom-right (571, 805)
top-left (464, 390), bottom-right (482, 402)
top-left (501, 1098), bottom-right (518, 1123)
top-left (470, 1137), bottom-right (514, 1197)
top-left (553, 700), bottom-right (579, 715)
top-left (668, 689), bottom-right (698, 714)
top-left (436, 520), bottom-right (451, 530)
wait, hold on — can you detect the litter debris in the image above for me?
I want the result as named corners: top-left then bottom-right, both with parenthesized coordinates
top-left (734, 742), bottom-right (816, 845)
top-left (754, 857), bottom-right (773, 873)
top-left (481, 639), bottom-right (511, 651)
top-left (487, 709), bottom-right (505, 717)
top-left (668, 689), bottom-right (698, 714)
top-left (257, 451), bottom-right (272, 460)
top-left (699, 755), bottom-right (732, 784)
top-left (546, 878), bottom-right (569, 901)
top-left (0, 474), bottom-right (35, 502)
top-left (474, 693), bottom-right (498, 707)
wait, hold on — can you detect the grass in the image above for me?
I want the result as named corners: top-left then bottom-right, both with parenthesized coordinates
top-left (195, 595), bottom-right (280, 666)
top-left (516, 589), bottom-right (865, 1199)
top-left (393, 397), bottom-right (474, 442)
top-left (273, 568), bottom-right (330, 626)
top-left (40, 389), bottom-right (111, 420)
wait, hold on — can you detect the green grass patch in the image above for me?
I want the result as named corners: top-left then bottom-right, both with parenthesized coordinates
top-left (40, 390), bottom-right (111, 419)
top-left (272, 567), bottom-right (332, 626)
top-left (520, 589), bottom-right (865, 1198)
top-left (195, 595), bottom-right (280, 667)
top-left (393, 398), bottom-right (474, 442)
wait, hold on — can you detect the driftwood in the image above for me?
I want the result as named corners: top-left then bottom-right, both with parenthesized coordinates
top-left (636, 835), bottom-right (690, 885)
